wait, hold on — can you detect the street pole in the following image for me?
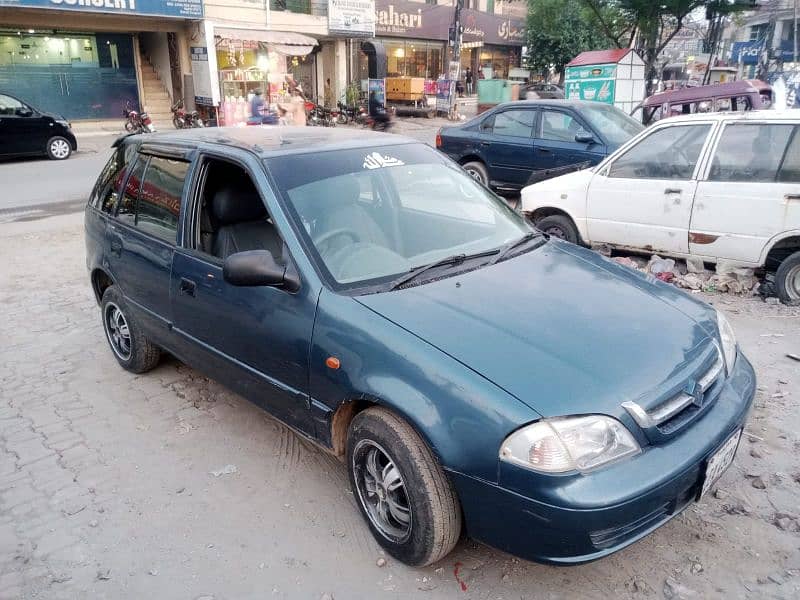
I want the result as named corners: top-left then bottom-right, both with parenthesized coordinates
top-left (794, 0), bottom-right (798, 67)
top-left (449, 0), bottom-right (463, 119)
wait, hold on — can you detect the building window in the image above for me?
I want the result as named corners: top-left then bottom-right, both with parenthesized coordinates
top-left (487, 0), bottom-right (495, 13)
top-left (749, 23), bottom-right (768, 42)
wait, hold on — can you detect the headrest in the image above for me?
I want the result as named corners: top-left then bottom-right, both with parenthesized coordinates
top-left (212, 183), bottom-right (267, 225)
top-left (326, 175), bottom-right (361, 210)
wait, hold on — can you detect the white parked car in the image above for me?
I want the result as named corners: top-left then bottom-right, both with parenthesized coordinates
top-left (521, 111), bottom-right (800, 303)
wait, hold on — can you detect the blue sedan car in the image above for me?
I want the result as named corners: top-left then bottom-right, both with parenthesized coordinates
top-left (436, 99), bottom-right (643, 191)
top-left (85, 127), bottom-right (754, 567)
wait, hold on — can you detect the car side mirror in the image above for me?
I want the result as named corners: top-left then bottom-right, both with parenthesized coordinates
top-left (575, 129), bottom-right (596, 144)
top-left (15, 107), bottom-right (33, 117)
top-left (222, 250), bottom-right (299, 291)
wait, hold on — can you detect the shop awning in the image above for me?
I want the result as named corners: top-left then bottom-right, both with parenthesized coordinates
top-left (214, 27), bottom-right (318, 56)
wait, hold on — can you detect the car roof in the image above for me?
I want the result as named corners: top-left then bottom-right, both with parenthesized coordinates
top-left (490, 99), bottom-right (613, 110)
top-left (117, 126), bottom-right (418, 158)
top-left (644, 80), bottom-right (771, 106)
top-left (651, 110), bottom-right (800, 125)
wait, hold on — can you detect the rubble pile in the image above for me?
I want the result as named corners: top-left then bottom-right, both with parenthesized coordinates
top-left (600, 249), bottom-right (761, 296)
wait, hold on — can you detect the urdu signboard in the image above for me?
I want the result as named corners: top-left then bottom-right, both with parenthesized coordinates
top-left (329, 0), bottom-right (375, 38)
top-left (0, 0), bottom-right (203, 18)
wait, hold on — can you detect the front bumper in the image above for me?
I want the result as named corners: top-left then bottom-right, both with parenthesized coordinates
top-left (450, 351), bottom-right (756, 565)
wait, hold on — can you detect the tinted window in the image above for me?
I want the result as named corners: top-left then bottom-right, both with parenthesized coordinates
top-left (117, 155), bottom-right (146, 224)
top-left (92, 145), bottom-right (136, 212)
top-left (136, 157), bottom-right (188, 243)
top-left (778, 129), bottom-right (800, 182)
top-left (539, 111), bottom-right (582, 142)
top-left (491, 110), bottom-right (535, 138)
top-left (709, 123), bottom-right (794, 183)
top-left (0, 94), bottom-right (24, 116)
top-left (608, 125), bottom-right (711, 180)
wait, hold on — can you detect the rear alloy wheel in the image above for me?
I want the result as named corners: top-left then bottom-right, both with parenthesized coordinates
top-left (536, 214), bottom-right (579, 244)
top-left (101, 286), bottom-right (161, 373)
top-left (462, 161), bottom-right (489, 186)
top-left (347, 407), bottom-right (461, 567)
top-left (775, 251), bottom-right (800, 305)
top-left (46, 136), bottom-right (72, 160)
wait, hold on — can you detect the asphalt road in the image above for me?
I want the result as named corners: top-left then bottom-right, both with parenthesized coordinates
top-left (0, 134), bottom-right (117, 216)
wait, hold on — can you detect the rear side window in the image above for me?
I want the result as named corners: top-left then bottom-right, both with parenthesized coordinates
top-left (608, 124), bottom-right (711, 180)
top-left (117, 155), bottom-right (146, 225)
top-left (491, 110), bottom-right (535, 138)
top-left (136, 156), bottom-right (188, 242)
top-left (91, 145), bottom-right (135, 213)
top-left (708, 124), bottom-right (794, 183)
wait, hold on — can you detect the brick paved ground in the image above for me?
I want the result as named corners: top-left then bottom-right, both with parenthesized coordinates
top-left (1, 213), bottom-right (799, 600)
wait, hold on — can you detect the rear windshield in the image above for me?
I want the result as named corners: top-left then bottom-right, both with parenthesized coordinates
top-left (266, 144), bottom-right (531, 292)
top-left (581, 104), bottom-right (644, 146)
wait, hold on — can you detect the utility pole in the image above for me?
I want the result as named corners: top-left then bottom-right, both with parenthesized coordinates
top-left (794, 0), bottom-right (798, 66)
top-left (448, 0), bottom-right (463, 119)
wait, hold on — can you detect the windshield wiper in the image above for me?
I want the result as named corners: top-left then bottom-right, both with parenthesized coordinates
top-left (488, 232), bottom-right (546, 266)
top-left (389, 250), bottom-right (496, 291)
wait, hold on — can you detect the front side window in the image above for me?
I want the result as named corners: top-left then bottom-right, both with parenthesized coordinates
top-left (0, 94), bottom-right (24, 116)
top-left (539, 111), bottom-right (582, 142)
top-left (136, 156), bottom-right (188, 243)
top-left (267, 144), bottom-right (532, 290)
top-left (607, 124), bottom-right (711, 180)
top-left (491, 110), bottom-right (535, 138)
top-left (709, 124), bottom-right (794, 183)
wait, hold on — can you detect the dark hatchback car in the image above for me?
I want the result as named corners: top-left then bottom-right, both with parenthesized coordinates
top-left (436, 99), bottom-right (643, 191)
top-left (0, 92), bottom-right (77, 160)
top-left (86, 127), bottom-right (754, 567)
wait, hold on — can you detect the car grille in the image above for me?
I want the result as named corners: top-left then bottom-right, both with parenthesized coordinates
top-left (623, 350), bottom-right (725, 436)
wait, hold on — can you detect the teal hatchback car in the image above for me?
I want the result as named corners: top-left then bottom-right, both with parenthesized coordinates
top-left (85, 128), bottom-right (755, 567)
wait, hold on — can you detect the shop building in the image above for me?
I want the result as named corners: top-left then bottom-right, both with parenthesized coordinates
top-left (350, 0), bottom-right (524, 84)
top-left (0, 0), bottom-right (202, 125)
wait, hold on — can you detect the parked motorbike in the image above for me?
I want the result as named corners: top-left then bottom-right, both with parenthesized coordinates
top-left (305, 102), bottom-right (338, 127)
top-left (123, 101), bottom-right (155, 134)
top-left (171, 99), bottom-right (204, 129)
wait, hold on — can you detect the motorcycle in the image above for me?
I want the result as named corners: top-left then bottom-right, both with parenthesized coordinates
top-left (171, 99), bottom-right (204, 129)
top-left (123, 101), bottom-right (155, 134)
top-left (305, 102), bottom-right (337, 127)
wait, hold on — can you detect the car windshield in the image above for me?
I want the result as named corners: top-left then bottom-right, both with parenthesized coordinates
top-left (266, 144), bottom-right (533, 291)
top-left (581, 104), bottom-right (644, 146)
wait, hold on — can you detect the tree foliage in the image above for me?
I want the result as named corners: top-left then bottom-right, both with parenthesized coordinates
top-left (525, 0), bottom-right (608, 78)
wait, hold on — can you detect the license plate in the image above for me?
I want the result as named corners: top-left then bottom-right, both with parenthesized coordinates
top-left (700, 429), bottom-right (742, 499)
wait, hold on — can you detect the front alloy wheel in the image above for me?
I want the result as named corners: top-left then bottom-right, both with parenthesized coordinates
top-left (352, 440), bottom-right (412, 543)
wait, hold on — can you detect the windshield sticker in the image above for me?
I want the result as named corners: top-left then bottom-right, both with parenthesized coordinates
top-left (363, 152), bottom-right (405, 170)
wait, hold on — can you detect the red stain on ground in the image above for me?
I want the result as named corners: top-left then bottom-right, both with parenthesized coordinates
top-left (453, 561), bottom-right (468, 592)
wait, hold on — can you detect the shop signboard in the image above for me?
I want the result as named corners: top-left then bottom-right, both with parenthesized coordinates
top-left (565, 64), bottom-right (616, 104)
top-left (368, 78), bottom-right (386, 106)
top-left (0, 0), bottom-right (203, 18)
top-left (192, 21), bottom-right (221, 107)
top-left (329, 0), bottom-right (375, 37)
top-left (373, 0), bottom-right (524, 46)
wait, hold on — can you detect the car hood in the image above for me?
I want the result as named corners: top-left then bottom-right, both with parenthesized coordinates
top-left (356, 241), bottom-right (719, 419)
top-left (524, 168), bottom-right (594, 194)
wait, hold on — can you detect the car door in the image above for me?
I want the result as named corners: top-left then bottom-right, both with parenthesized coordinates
top-left (169, 154), bottom-right (316, 436)
top-left (585, 122), bottom-right (714, 254)
top-left (0, 94), bottom-right (46, 155)
top-left (107, 147), bottom-right (192, 345)
top-left (534, 108), bottom-right (607, 173)
top-left (690, 121), bottom-right (800, 263)
top-left (480, 108), bottom-right (536, 188)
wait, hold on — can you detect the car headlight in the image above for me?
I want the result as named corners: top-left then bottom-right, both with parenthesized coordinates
top-left (55, 119), bottom-right (71, 128)
top-left (716, 311), bottom-right (737, 375)
top-left (499, 415), bottom-right (641, 474)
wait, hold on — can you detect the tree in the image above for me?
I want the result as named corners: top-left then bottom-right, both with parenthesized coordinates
top-left (581, 1), bottom-right (756, 93)
top-left (525, 0), bottom-right (609, 81)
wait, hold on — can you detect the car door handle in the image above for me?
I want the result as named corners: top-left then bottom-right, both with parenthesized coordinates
top-left (664, 188), bottom-right (682, 194)
top-left (536, 147), bottom-right (552, 154)
top-left (784, 193), bottom-right (800, 201)
top-left (179, 278), bottom-right (196, 297)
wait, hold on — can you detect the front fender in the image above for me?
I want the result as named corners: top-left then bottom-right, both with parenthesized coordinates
top-left (309, 289), bottom-right (538, 482)
top-left (520, 170), bottom-right (594, 241)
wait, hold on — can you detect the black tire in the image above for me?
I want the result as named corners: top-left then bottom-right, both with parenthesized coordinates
top-left (46, 136), bottom-right (72, 160)
top-left (100, 286), bottom-right (161, 373)
top-left (775, 250), bottom-right (800, 305)
top-left (536, 214), bottom-right (579, 244)
top-left (347, 407), bottom-right (461, 567)
top-left (462, 161), bottom-right (489, 186)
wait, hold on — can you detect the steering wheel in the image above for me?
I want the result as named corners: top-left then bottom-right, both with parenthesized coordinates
top-left (313, 228), bottom-right (360, 249)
